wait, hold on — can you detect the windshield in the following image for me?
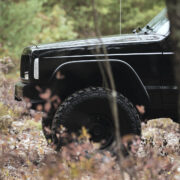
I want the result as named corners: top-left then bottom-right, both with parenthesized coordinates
top-left (141, 8), bottom-right (170, 36)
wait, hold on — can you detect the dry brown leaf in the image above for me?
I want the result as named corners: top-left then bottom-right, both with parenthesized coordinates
top-left (39, 89), bottom-right (51, 100)
top-left (136, 105), bottom-right (145, 114)
top-left (56, 71), bottom-right (65, 80)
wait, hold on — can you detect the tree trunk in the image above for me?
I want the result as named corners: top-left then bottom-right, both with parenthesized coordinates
top-left (166, 1), bottom-right (180, 123)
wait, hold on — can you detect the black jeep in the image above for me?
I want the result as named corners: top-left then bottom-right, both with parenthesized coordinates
top-left (15, 9), bottom-right (178, 149)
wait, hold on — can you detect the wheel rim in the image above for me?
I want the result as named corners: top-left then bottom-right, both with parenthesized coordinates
top-left (60, 98), bottom-right (115, 149)
top-left (88, 114), bottom-right (114, 149)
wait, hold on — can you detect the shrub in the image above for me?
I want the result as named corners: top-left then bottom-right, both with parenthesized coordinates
top-left (0, 0), bottom-right (77, 62)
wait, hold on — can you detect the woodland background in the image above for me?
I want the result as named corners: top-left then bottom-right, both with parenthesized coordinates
top-left (0, 0), bottom-right (165, 66)
top-left (0, 0), bottom-right (180, 179)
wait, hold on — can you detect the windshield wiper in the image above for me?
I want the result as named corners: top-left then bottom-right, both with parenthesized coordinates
top-left (132, 25), bottom-right (153, 34)
top-left (146, 25), bottom-right (153, 31)
top-left (132, 27), bottom-right (142, 34)
top-left (143, 25), bottom-right (154, 35)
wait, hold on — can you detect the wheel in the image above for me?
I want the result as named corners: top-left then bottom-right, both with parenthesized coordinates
top-left (51, 87), bottom-right (141, 150)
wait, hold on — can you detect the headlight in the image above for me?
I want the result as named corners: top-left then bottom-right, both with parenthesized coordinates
top-left (34, 58), bottom-right (39, 79)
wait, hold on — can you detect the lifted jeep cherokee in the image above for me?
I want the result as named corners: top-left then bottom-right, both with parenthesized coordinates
top-left (15, 9), bottom-right (178, 149)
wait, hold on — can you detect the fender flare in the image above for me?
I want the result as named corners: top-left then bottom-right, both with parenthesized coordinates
top-left (50, 59), bottom-right (150, 107)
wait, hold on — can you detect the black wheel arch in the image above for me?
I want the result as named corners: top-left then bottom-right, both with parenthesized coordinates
top-left (50, 59), bottom-right (150, 109)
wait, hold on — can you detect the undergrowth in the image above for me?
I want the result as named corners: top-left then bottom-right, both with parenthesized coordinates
top-left (0, 57), bottom-right (180, 180)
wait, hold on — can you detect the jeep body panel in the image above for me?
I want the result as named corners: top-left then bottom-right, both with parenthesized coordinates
top-left (15, 9), bottom-right (178, 121)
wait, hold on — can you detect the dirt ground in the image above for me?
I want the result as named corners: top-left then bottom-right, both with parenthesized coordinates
top-left (0, 115), bottom-right (180, 180)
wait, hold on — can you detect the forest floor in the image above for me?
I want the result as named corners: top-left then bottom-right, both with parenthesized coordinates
top-left (0, 76), bottom-right (180, 179)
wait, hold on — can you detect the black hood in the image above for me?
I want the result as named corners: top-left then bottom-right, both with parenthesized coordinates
top-left (25, 33), bottom-right (164, 54)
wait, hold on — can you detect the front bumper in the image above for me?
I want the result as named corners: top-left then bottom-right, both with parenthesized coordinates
top-left (15, 81), bottom-right (45, 109)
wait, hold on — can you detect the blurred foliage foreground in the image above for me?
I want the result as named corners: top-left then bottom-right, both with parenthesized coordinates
top-left (1, 1), bottom-right (180, 179)
top-left (0, 58), bottom-right (180, 180)
top-left (0, 0), bottom-right (165, 66)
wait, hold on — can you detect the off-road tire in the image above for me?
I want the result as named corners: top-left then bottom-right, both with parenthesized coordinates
top-left (52, 87), bottom-right (141, 150)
